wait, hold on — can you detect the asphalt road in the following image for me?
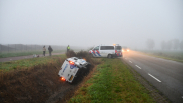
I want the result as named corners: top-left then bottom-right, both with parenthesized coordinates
top-left (0, 53), bottom-right (64, 62)
top-left (122, 51), bottom-right (183, 103)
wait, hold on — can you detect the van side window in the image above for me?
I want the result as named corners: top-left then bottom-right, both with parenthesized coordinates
top-left (100, 46), bottom-right (114, 50)
top-left (93, 46), bottom-right (99, 50)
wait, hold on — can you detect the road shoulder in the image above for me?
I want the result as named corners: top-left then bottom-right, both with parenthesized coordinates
top-left (121, 58), bottom-right (171, 103)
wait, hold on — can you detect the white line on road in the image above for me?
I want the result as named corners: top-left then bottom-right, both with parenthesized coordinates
top-left (135, 65), bottom-right (141, 69)
top-left (148, 73), bottom-right (161, 82)
top-left (129, 60), bottom-right (132, 63)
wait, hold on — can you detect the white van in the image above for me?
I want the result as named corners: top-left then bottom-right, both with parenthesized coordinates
top-left (89, 44), bottom-right (122, 58)
top-left (58, 57), bottom-right (90, 84)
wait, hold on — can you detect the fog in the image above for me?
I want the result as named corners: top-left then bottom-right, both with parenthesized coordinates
top-left (0, 0), bottom-right (183, 50)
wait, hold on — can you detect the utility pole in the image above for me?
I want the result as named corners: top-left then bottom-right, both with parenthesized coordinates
top-left (0, 44), bottom-right (1, 54)
top-left (8, 44), bottom-right (9, 53)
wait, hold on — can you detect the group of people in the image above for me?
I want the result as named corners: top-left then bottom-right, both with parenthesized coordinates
top-left (42, 45), bottom-right (70, 56)
top-left (42, 45), bottom-right (53, 56)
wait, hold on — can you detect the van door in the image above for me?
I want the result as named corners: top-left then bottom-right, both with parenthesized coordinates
top-left (100, 46), bottom-right (106, 57)
top-left (92, 46), bottom-right (101, 57)
top-left (100, 46), bottom-right (115, 57)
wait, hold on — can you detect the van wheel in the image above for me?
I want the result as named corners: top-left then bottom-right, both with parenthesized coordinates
top-left (107, 54), bottom-right (112, 58)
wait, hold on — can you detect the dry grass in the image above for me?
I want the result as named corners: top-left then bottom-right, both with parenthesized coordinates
top-left (0, 58), bottom-right (65, 103)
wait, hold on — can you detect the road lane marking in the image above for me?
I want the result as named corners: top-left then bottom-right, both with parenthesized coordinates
top-left (135, 65), bottom-right (141, 69)
top-left (148, 73), bottom-right (161, 82)
top-left (129, 60), bottom-right (132, 63)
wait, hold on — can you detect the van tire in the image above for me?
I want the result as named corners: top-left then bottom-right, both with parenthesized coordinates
top-left (107, 54), bottom-right (112, 58)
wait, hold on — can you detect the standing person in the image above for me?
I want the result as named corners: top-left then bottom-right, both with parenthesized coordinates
top-left (67, 45), bottom-right (70, 52)
top-left (43, 46), bottom-right (46, 56)
top-left (48, 45), bottom-right (53, 56)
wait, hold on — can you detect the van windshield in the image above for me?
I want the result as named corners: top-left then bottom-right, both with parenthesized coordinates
top-left (93, 46), bottom-right (99, 50)
top-left (115, 46), bottom-right (121, 50)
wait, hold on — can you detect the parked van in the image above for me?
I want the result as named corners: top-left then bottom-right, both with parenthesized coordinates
top-left (89, 44), bottom-right (122, 58)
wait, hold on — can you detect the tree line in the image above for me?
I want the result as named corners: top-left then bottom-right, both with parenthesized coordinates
top-left (146, 39), bottom-right (183, 50)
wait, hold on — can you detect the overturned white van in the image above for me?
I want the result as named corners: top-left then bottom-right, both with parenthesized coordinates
top-left (58, 57), bottom-right (90, 84)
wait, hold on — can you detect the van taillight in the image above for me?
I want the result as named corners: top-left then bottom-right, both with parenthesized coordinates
top-left (61, 77), bottom-right (66, 81)
top-left (69, 61), bottom-right (75, 65)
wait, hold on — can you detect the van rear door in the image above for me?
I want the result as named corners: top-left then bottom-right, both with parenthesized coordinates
top-left (115, 46), bottom-right (122, 57)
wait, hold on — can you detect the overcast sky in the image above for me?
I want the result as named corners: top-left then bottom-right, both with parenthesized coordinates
top-left (0, 0), bottom-right (183, 49)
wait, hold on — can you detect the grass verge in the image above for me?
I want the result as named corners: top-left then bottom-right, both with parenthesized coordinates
top-left (69, 58), bottom-right (155, 103)
top-left (0, 54), bottom-right (66, 72)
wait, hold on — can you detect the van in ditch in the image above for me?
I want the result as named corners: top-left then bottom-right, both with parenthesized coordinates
top-left (89, 44), bottom-right (122, 58)
top-left (58, 57), bottom-right (90, 84)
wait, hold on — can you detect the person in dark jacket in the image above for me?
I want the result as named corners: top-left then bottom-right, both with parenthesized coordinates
top-left (48, 46), bottom-right (53, 56)
top-left (43, 46), bottom-right (46, 56)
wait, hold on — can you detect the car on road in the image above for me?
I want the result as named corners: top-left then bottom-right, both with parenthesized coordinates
top-left (58, 57), bottom-right (90, 84)
top-left (89, 44), bottom-right (122, 58)
top-left (122, 46), bottom-right (130, 53)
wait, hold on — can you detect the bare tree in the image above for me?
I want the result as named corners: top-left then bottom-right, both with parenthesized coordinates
top-left (146, 39), bottom-right (155, 50)
top-left (166, 40), bottom-right (172, 50)
top-left (172, 39), bottom-right (180, 50)
top-left (161, 41), bottom-right (166, 50)
top-left (180, 40), bottom-right (183, 50)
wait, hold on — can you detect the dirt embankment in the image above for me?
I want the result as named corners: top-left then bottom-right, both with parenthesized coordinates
top-left (0, 51), bottom-right (99, 103)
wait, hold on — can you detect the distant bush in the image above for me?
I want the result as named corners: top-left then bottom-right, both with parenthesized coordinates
top-left (65, 50), bottom-right (77, 57)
